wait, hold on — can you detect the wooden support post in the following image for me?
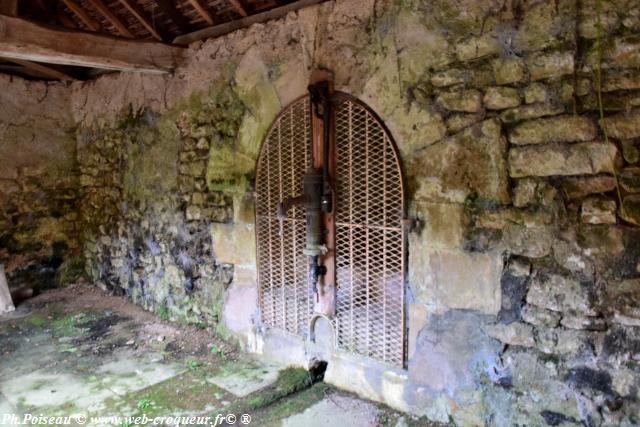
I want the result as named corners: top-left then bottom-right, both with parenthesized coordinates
top-left (310, 69), bottom-right (336, 317)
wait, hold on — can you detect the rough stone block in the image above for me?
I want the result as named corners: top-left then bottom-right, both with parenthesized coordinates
top-left (620, 167), bottom-right (640, 193)
top-left (436, 90), bottom-right (483, 113)
top-left (486, 322), bottom-right (535, 347)
top-left (499, 103), bottom-right (565, 123)
top-left (484, 87), bottom-right (521, 110)
top-left (526, 273), bottom-right (599, 315)
top-left (523, 83), bottom-right (548, 104)
top-left (430, 69), bottom-right (467, 87)
top-left (581, 196), bottom-right (617, 224)
top-left (621, 140), bottom-right (640, 164)
top-left (521, 304), bottom-right (561, 327)
top-left (560, 314), bottom-right (607, 331)
top-left (512, 178), bottom-right (537, 208)
top-left (621, 195), bottom-right (640, 226)
top-left (562, 175), bottom-right (616, 200)
top-left (492, 57), bottom-right (526, 85)
top-left (526, 51), bottom-right (574, 81)
top-left (503, 224), bottom-right (554, 258)
top-left (414, 119), bottom-right (510, 204)
top-left (508, 116), bottom-right (597, 145)
top-left (456, 34), bottom-right (501, 61)
top-left (508, 142), bottom-right (618, 178)
top-left (409, 249), bottom-right (502, 315)
top-left (602, 108), bottom-right (640, 139)
top-left (445, 113), bottom-right (483, 133)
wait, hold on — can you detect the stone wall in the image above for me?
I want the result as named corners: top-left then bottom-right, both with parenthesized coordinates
top-left (3, 0), bottom-right (640, 425)
top-left (0, 76), bottom-right (82, 290)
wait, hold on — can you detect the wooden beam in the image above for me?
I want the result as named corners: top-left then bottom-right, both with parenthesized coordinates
top-left (118, 0), bottom-right (163, 41)
top-left (6, 58), bottom-right (76, 80)
top-left (185, 0), bottom-right (213, 26)
top-left (0, 15), bottom-right (185, 73)
top-left (174, 0), bottom-right (326, 45)
top-left (156, 0), bottom-right (191, 33)
top-left (86, 0), bottom-right (134, 38)
top-left (0, 0), bottom-right (18, 17)
top-left (61, 0), bottom-right (101, 32)
top-left (228, 0), bottom-right (248, 17)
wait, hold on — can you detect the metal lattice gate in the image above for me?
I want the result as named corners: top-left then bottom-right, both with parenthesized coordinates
top-left (255, 94), bottom-right (406, 367)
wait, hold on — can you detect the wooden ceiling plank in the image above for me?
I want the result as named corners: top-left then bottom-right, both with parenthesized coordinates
top-left (174, 0), bottom-right (325, 45)
top-left (118, 0), bottom-right (163, 41)
top-left (0, 15), bottom-right (185, 73)
top-left (228, 0), bottom-right (248, 17)
top-left (156, 0), bottom-right (191, 33)
top-left (61, 0), bottom-right (102, 32)
top-left (86, 0), bottom-right (134, 38)
top-left (6, 58), bottom-right (76, 81)
top-left (0, 0), bottom-right (18, 16)
top-left (185, 0), bottom-right (213, 26)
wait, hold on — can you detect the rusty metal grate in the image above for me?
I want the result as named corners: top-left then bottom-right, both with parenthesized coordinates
top-left (255, 94), bottom-right (406, 367)
top-left (256, 97), bottom-right (313, 336)
top-left (333, 95), bottom-right (405, 367)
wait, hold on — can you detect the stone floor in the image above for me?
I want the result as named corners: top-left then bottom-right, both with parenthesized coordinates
top-left (0, 285), bottom-right (439, 427)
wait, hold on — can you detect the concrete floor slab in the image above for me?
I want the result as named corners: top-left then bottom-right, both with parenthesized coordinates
top-left (206, 361), bottom-right (281, 397)
top-left (282, 394), bottom-right (381, 427)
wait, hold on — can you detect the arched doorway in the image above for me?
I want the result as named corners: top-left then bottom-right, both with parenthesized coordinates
top-left (255, 92), bottom-right (406, 367)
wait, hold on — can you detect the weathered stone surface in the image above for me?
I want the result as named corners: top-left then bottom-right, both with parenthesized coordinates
top-left (475, 208), bottom-right (553, 229)
top-left (620, 167), bottom-right (640, 193)
top-left (486, 323), bottom-right (535, 347)
top-left (499, 103), bottom-right (564, 123)
top-left (526, 273), bottom-right (599, 315)
top-left (560, 314), bottom-right (607, 331)
top-left (503, 225), bottom-right (554, 258)
top-left (508, 142), bottom-right (618, 178)
top-left (456, 34), bottom-right (500, 61)
top-left (410, 249), bottom-right (502, 315)
top-left (562, 175), bottom-right (616, 200)
top-left (492, 57), bottom-right (526, 85)
top-left (581, 196), bottom-right (617, 225)
top-left (606, 279), bottom-right (640, 327)
top-left (430, 69), bottom-right (467, 87)
top-left (436, 90), bottom-right (483, 113)
top-left (411, 202), bottom-right (465, 249)
top-left (526, 51), bottom-right (574, 81)
top-left (523, 83), bottom-right (548, 104)
top-left (621, 140), bottom-right (640, 164)
top-left (445, 113), bottom-right (484, 133)
top-left (521, 304), bottom-right (561, 327)
top-left (512, 178), bottom-right (538, 208)
top-left (483, 87), bottom-right (520, 110)
top-left (409, 310), bottom-right (501, 391)
top-left (414, 119), bottom-right (510, 204)
top-left (621, 195), bottom-right (640, 226)
top-left (512, 0), bottom-right (576, 52)
top-left (508, 116), bottom-right (597, 145)
top-left (498, 259), bottom-right (530, 324)
top-left (602, 108), bottom-right (640, 139)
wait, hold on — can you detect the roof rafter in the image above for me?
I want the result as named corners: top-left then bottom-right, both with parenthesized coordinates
top-left (185, 0), bottom-right (214, 26)
top-left (118, 0), bottom-right (163, 41)
top-left (228, 0), bottom-right (248, 17)
top-left (60, 0), bottom-right (102, 32)
top-left (86, 0), bottom-right (134, 38)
